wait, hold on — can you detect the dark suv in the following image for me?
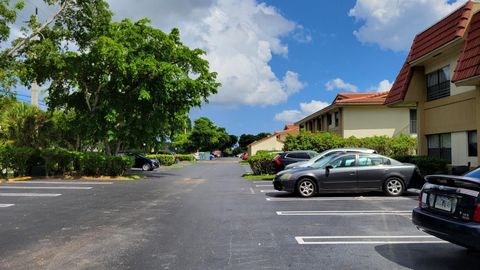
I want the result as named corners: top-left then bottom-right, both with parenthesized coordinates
top-left (272, 151), bottom-right (318, 172)
top-left (118, 152), bottom-right (160, 171)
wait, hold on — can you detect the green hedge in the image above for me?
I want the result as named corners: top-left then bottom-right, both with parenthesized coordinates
top-left (248, 153), bottom-right (277, 175)
top-left (177, 154), bottom-right (196, 162)
top-left (393, 155), bottom-right (448, 176)
top-left (0, 145), bottom-right (35, 177)
top-left (0, 146), bottom-right (134, 177)
top-left (284, 132), bottom-right (416, 157)
top-left (146, 154), bottom-right (176, 166)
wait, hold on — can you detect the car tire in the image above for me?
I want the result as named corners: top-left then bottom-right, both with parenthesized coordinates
top-left (142, 163), bottom-right (152, 171)
top-left (296, 178), bottom-right (317, 198)
top-left (383, 177), bottom-right (405, 196)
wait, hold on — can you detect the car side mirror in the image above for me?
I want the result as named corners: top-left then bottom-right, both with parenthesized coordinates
top-left (325, 165), bottom-right (333, 177)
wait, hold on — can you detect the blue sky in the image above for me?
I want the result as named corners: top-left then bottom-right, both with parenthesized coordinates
top-left (186, 0), bottom-right (467, 136)
top-left (12, 0), bottom-right (468, 135)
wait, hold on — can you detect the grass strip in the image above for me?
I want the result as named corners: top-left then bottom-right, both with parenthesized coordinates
top-left (242, 173), bottom-right (275, 180)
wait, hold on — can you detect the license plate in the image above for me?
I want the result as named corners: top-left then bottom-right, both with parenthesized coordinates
top-left (434, 195), bottom-right (454, 212)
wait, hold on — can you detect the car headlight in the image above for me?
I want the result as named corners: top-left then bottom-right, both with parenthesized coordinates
top-left (280, 173), bottom-right (292, 180)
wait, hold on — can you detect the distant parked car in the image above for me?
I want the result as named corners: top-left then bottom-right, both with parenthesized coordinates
top-left (273, 151), bottom-right (318, 172)
top-left (118, 152), bottom-right (160, 171)
top-left (240, 152), bottom-right (249, 161)
top-left (284, 148), bottom-right (376, 170)
top-left (412, 168), bottom-right (480, 251)
top-left (274, 153), bottom-right (419, 197)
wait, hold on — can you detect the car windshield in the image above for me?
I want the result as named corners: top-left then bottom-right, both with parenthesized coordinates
top-left (310, 154), bottom-right (342, 169)
top-left (464, 167), bottom-right (480, 179)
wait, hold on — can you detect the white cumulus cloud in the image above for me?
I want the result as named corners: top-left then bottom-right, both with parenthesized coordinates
top-left (275, 100), bottom-right (329, 123)
top-left (370, 79), bottom-right (393, 92)
top-left (325, 78), bottom-right (358, 92)
top-left (107, 0), bottom-right (306, 106)
top-left (349, 0), bottom-right (468, 51)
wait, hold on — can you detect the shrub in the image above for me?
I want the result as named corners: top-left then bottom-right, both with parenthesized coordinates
top-left (0, 145), bottom-right (35, 177)
top-left (177, 154), bottom-right (196, 162)
top-left (146, 154), bottom-right (176, 166)
top-left (105, 156), bottom-right (134, 176)
top-left (393, 155), bottom-right (448, 176)
top-left (248, 153), bottom-right (277, 175)
top-left (284, 132), bottom-right (416, 157)
top-left (79, 152), bottom-right (107, 176)
top-left (40, 148), bottom-right (78, 176)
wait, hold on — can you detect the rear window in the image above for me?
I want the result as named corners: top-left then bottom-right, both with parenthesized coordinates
top-left (464, 168), bottom-right (480, 179)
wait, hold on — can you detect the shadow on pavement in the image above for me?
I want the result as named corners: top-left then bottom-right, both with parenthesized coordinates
top-left (375, 243), bottom-right (480, 270)
top-left (264, 191), bottom-right (418, 200)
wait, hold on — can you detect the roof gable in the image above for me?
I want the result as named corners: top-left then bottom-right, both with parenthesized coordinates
top-left (408, 1), bottom-right (473, 62)
top-left (385, 1), bottom-right (475, 105)
top-left (452, 11), bottom-right (480, 82)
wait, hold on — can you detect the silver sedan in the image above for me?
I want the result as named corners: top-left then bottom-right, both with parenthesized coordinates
top-left (273, 153), bottom-right (420, 197)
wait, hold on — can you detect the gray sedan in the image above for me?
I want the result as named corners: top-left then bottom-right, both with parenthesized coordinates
top-left (273, 153), bottom-right (419, 197)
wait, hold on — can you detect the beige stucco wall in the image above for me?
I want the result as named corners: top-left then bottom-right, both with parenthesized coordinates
top-left (248, 136), bottom-right (284, 156)
top-left (407, 44), bottom-right (480, 165)
top-left (342, 106), bottom-right (411, 138)
top-left (451, 132), bottom-right (478, 167)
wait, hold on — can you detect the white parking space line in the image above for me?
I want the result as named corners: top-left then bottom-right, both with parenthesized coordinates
top-left (253, 181), bottom-right (271, 184)
top-left (249, 187), bottom-right (256, 194)
top-left (11, 181), bottom-right (113, 185)
top-left (276, 210), bottom-right (411, 216)
top-left (0, 204), bottom-right (14, 207)
top-left (255, 185), bottom-right (272, 187)
top-left (0, 186), bottom-right (92, 190)
top-left (0, 193), bottom-right (62, 197)
top-left (266, 196), bottom-right (415, 202)
top-left (295, 235), bottom-right (447, 245)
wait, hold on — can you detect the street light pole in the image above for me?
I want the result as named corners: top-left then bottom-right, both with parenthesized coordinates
top-left (31, 80), bottom-right (39, 108)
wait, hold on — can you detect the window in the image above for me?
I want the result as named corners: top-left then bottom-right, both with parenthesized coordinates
top-left (334, 111), bottom-right (339, 127)
top-left (426, 66), bottom-right (450, 101)
top-left (287, 152), bottom-right (310, 159)
top-left (468, 131), bottom-right (477, 157)
top-left (427, 133), bottom-right (451, 163)
top-left (329, 155), bottom-right (356, 168)
top-left (410, 109), bottom-right (417, 134)
top-left (327, 113), bottom-right (332, 126)
top-left (358, 155), bottom-right (391, 166)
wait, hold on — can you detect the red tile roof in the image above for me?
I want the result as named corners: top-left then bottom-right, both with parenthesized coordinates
top-left (384, 61), bottom-right (414, 104)
top-left (275, 124), bottom-right (299, 135)
top-left (385, 1), bottom-right (474, 105)
top-left (333, 92), bottom-right (389, 105)
top-left (452, 11), bottom-right (480, 82)
top-left (408, 1), bottom-right (473, 62)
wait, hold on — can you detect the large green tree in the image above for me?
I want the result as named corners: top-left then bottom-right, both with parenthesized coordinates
top-left (22, 18), bottom-right (219, 155)
top-left (174, 117), bottom-right (236, 153)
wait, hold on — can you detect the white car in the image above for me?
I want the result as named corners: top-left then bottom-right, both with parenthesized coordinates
top-left (284, 148), bottom-right (376, 170)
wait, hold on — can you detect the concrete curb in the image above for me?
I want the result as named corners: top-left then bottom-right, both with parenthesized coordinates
top-left (6, 176), bottom-right (33, 182)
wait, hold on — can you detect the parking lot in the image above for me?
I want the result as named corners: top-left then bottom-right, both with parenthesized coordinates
top-left (245, 175), bottom-right (480, 269)
top-left (1, 161), bottom-right (480, 269)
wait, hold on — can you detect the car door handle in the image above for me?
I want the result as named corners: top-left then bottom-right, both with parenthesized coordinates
top-left (349, 172), bottom-right (356, 176)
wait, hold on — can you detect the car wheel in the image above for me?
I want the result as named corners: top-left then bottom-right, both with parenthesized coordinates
top-left (296, 178), bottom-right (317, 198)
top-left (142, 163), bottom-right (152, 171)
top-left (383, 177), bottom-right (405, 196)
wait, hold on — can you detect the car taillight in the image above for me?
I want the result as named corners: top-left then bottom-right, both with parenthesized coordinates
top-left (274, 155), bottom-right (282, 165)
top-left (418, 192), bottom-right (422, 208)
top-left (472, 203), bottom-right (480, 223)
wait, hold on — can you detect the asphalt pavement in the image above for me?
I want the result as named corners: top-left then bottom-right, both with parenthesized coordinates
top-left (0, 159), bottom-right (479, 270)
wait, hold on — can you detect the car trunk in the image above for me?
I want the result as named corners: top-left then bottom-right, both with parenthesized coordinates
top-left (420, 175), bottom-right (480, 222)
